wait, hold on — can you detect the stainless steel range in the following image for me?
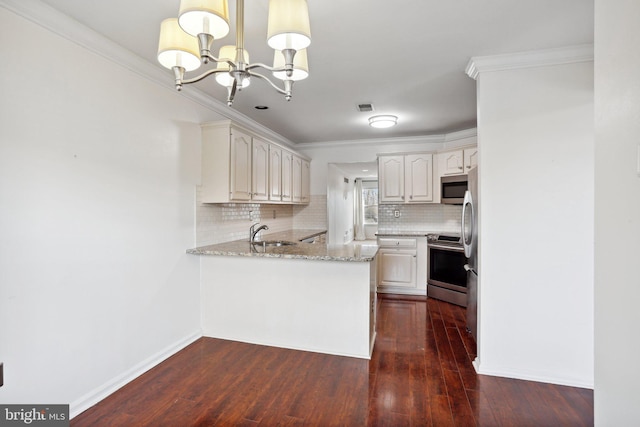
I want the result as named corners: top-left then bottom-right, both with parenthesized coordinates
top-left (427, 234), bottom-right (468, 306)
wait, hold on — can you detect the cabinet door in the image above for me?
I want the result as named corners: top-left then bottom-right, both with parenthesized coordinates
top-left (378, 249), bottom-right (417, 288)
top-left (251, 138), bottom-right (270, 201)
top-left (269, 146), bottom-right (282, 201)
top-left (230, 129), bottom-right (252, 201)
top-left (292, 156), bottom-right (303, 202)
top-left (301, 159), bottom-right (310, 203)
top-left (281, 150), bottom-right (293, 203)
top-left (405, 154), bottom-right (433, 202)
top-left (439, 150), bottom-right (464, 176)
top-left (464, 147), bottom-right (478, 171)
top-left (378, 156), bottom-right (405, 203)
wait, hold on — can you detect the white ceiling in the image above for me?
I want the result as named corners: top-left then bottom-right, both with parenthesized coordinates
top-left (36, 0), bottom-right (594, 144)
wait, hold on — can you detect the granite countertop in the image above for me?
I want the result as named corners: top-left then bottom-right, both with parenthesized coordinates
top-left (376, 232), bottom-right (432, 237)
top-left (257, 229), bottom-right (327, 242)
top-left (187, 229), bottom-right (378, 262)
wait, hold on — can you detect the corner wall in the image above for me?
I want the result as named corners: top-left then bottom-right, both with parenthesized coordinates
top-left (473, 57), bottom-right (594, 387)
top-left (594, 1), bottom-right (640, 423)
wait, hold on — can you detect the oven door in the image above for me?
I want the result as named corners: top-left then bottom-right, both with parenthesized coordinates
top-left (427, 245), bottom-right (467, 292)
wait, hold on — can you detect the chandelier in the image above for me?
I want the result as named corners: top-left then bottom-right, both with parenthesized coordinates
top-left (157, 0), bottom-right (311, 106)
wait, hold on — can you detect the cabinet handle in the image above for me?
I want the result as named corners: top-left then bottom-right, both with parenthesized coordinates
top-left (409, 195), bottom-right (413, 200)
top-left (401, 196), bottom-right (405, 200)
top-left (466, 165), bottom-right (471, 169)
top-left (458, 166), bottom-right (463, 170)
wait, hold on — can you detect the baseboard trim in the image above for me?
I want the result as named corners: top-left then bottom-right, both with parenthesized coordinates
top-left (475, 362), bottom-right (594, 390)
top-left (69, 331), bottom-right (202, 419)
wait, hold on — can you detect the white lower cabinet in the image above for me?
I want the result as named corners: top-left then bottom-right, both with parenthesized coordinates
top-left (377, 236), bottom-right (427, 295)
top-left (378, 249), bottom-right (416, 288)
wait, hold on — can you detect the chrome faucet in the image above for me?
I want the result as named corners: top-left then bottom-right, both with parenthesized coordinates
top-left (250, 223), bottom-right (269, 243)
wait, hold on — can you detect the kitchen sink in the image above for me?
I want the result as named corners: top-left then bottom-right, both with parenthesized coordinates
top-left (252, 240), bottom-right (297, 247)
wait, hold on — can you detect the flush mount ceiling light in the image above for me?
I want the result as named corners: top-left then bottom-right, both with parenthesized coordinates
top-left (368, 115), bottom-right (398, 129)
top-left (157, 0), bottom-right (311, 106)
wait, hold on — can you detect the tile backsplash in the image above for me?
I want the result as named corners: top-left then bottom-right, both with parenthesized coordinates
top-left (195, 187), bottom-right (327, 247)
top-left (378, 203), bottom-right (462, 235)
top-left (195, 186), bottom-right (461, 247)
top-left (293, 195), bottom-right (327, 229)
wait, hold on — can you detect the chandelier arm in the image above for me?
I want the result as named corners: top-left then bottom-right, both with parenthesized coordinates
top-left (250, 72), bottom-right (288, 95)
top-left (246, 62), bottom-right (286, 73)
top-left (181, 68), bottom-right (232, 85)
top-left (227, 79), bottom-right (238, 106)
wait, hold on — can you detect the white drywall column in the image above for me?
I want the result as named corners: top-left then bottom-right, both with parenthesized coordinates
top-left (467, 48), bottom-right (594, 388)
top-left (594, 1), bottom-right (640, 424)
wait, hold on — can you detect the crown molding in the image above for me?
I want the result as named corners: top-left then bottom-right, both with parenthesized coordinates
top-left (444, 127), bottom-right (477, 142)
top-left (296, 134), bottom-right (446, 150)
top-left (465, 44), bottom-right (594, 80)
top-left (0, 0), bottom-right (295, 148)
top-left (297, 127), bottom-right (478, 150)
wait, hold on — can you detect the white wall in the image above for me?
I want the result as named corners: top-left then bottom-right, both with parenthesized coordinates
top-left (0, 8), bottom-right (220, 415)
top-left (474, 59), bottom-right (594, 387)
top-left (594, 1), bottom-right (640, 424)
top-left (326, 164), bottom-right (355, 244)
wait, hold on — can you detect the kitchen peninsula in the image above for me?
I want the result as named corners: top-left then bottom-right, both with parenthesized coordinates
top-left (188, 230), bottom-right (378, 359)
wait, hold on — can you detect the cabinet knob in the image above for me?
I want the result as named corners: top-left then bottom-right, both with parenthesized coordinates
top-left (466, 165), bottom-right (471, 169)
top-left (401, 196), bottom-right (405, 200)
top-left (409, 195), bottom-right (413, 200)
top-left (458, 166), bottom-right (463, 170)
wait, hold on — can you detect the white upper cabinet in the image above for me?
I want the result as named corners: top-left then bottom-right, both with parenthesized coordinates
top-left (378, 156), bottom-right (405, 203)
top-left (292, 156), bottom-right (302, 202)
top-left (229, 128), bottom-right (252, 201)
top-left (379, 154), bottom-right (434, 204)
top-left (252, 138), bottom-right (270, 201)
top-left (292, 156), bottom-right (310, 203)
top-left (439, 150), bottom-right (465, 176)
top-left (281, 150), bottom-right (293, 203)
top-left (439, 147), bottom-right (478, 176)
top-left (301, 158), bottom-right (310, 203)
top-left (201, 121), bottom-right (309, 204)
top-left (269, 146), bottom-right (283, 201)
top-left (463, 147), bottom-right (478, 172)
top-left (405, 154), bottom-right (434, 203)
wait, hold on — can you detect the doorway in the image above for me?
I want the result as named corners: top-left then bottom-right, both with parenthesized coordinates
top-left (326, 161), bottom-right (378, 245)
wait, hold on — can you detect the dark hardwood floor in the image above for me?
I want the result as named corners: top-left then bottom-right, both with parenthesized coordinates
top-left (72, 295), bottom-right (593, 426)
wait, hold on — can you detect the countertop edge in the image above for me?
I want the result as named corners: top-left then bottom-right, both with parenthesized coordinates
top-left (186, 248), bottom-right (376, 263)
top-left (187, 229), bottom-right (376, 262)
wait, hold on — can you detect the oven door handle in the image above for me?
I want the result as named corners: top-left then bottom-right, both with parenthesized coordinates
top-left (428, 244), bottom-right (465, 252)
top-left (464, 264), bottom-right (477, 274)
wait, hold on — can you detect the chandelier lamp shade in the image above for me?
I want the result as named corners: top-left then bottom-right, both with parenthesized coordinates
top-left (157, 0), bottom-right (311, 106)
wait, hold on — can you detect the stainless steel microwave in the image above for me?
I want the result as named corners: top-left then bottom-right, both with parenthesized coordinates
top-left (441, 175), bottom-right (468, 204)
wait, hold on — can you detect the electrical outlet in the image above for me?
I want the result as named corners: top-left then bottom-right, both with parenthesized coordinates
top-left (394, 210), bottom-right (400, 218)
